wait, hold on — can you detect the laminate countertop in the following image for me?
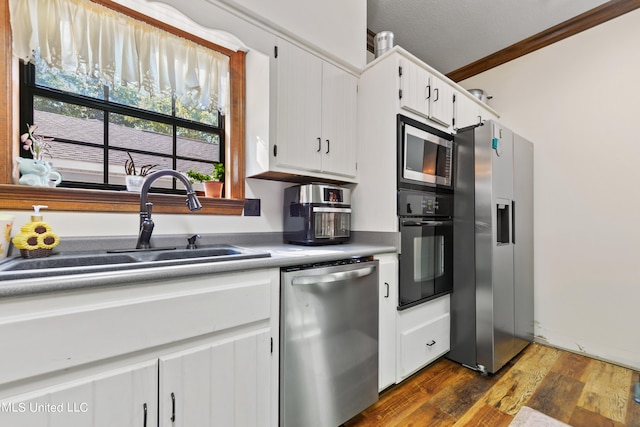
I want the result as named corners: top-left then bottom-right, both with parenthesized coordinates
top-left (0, 232), bottom-right (398, 298)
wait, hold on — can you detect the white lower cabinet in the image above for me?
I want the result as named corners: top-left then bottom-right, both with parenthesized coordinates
top-left (0, 360), bottom-right (158, 427)
top-left (159, 329), bottom-right (271, 426)
top-left (0, 269), bottom-right (279, 427)
top-left (376, 254), bottom-right (451, 389)
top-left (396, 295), bottom-right (450, 383)
top-left (376, 253), bottom-right (398, 392)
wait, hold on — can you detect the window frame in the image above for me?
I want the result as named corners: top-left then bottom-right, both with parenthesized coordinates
top-left (0, 0), bottom-right (246, 215)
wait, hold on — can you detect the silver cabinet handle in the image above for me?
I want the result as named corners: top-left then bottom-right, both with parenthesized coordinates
top-left (434, 88), bottom-right (439, 102)
top-left (426, 340), bottom-right (436, 347)
top-left (384, 282), bottom-right (389, 298)
top-left (325, 139), bottom-right (330, 154)
top-left (316, 137), bottom-right (322, 152)
top-left (425, 85), bottom-right (431, 99)
top-left (292, 266), bottom-right (377, 286)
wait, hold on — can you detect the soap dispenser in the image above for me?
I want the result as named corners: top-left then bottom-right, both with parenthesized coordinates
top-left (12, 205), bottom-right (60, 258)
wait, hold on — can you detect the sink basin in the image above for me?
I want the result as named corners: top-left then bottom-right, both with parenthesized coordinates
top-left (2, 252), bottom-right (140, 271)
top-left (150, 246), bottom-right (242, 261)
top-left (0, 245), bottom-right (271, 280)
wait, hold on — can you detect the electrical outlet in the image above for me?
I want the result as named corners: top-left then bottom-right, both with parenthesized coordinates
top-left (243, 198), bottom-right (261, 216)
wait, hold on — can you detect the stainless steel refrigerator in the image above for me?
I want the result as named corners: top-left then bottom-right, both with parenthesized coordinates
top-left (449, 121), bottom-right (534, 374)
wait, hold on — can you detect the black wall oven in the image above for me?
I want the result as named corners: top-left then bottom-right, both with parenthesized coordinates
top-left (398, 189), bottom-right (454, 309)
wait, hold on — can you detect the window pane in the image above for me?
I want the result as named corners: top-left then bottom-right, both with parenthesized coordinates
top-left (110, 85), bottom-right (172, 115)
top-left (109, 114), bottom-right (173, 156)
top-left (34, 100), bottom-right (104, 145)
top-left (49, 143), bottom-right (105, 185)
top-left (34, 52), bottom-right (105, 100)
top-left (176, 98), bottom-right (219, 126)
top-left (176, 128), bottom-right (220, 163)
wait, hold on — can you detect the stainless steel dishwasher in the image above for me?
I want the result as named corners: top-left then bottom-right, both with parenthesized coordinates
top-left (280, 257), bottom-right (379, 427)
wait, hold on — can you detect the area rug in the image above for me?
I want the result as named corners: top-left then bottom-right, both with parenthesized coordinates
top-left (509, 406), bottom-right (570, 427)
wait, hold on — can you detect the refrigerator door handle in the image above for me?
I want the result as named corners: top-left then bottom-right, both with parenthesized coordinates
top-left (512, 200), bottom-right (516, 244)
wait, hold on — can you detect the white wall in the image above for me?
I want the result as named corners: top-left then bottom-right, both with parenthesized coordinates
top-left (460, 9), bottom-right (640, 370)
top-left (215, 0), bottom-right (366, 70)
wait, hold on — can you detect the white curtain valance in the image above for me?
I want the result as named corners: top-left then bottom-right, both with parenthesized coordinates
top-left (9, 0), bottom-right (230, 113)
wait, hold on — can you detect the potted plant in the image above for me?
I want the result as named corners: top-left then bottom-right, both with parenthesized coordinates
top-left (186, 163), bottom-right (225, 198)
top-left (124, 152), bottom-right (157, 192)
top-left (17, 123), bottom-right (62, 187)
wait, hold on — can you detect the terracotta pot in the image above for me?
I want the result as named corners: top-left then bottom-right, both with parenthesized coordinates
top-left (203, 180), bottom-right (223, 198)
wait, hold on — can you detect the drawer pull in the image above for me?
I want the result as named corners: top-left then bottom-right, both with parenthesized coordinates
top-left (426, 340), bottom-right (436, 347)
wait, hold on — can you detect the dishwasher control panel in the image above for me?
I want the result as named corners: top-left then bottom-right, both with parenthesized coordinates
top-left (281, 256), bottom-right (374, 272)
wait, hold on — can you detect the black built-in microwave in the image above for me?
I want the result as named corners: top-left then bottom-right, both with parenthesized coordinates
top-left (397, 114), bottom-right (453, 191)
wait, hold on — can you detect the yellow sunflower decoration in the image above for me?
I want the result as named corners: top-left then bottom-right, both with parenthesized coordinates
top-left (12, 206), bottom-right (59, 258)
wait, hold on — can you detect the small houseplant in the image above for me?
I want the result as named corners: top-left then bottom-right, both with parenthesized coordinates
top-left (124, 152), bottom-right (157, 192)
top-left (20, 124), bottom-right (53, 161)
top-left (17, 123), bottom-right (62, 187)
top-left (186, 163), bottom-right (225, 198)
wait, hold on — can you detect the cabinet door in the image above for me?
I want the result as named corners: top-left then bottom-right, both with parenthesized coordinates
top-left (454, 92), bottom-right (482, 130)
top-left (399, 59), bottom-right (430, 118)
top-left (429, 78), bottom-right (454, 128)
top-left (0, 360), bottom-right (158, 427)
top-left (320, 61), bottom-right (357, 177)
top-left (159, 330), bottom-right (271, 427)
top-left (376, 254), bottom-right (398, 391)
top-left (275, 38), bottom-right (323, 172)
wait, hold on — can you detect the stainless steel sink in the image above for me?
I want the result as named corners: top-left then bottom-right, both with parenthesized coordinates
top-left (0, 245), bottom-right (271, 280)
top-left (0, 252), bottom-right (140, 271)
top-left (149, 246), bottom-right (242, 261)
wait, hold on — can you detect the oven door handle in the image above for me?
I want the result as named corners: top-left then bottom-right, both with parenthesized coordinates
top-left (291, 266), bottom-right (377, 286)
top-left (401, 220), bottom-right (452, 227)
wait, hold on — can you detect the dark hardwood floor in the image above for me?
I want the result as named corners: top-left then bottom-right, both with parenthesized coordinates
top-left (345, 343), bottom-right (640, 426)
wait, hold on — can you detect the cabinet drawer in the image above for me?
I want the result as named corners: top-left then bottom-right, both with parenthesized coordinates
top-left (399, 312), bottom-right (450, 379)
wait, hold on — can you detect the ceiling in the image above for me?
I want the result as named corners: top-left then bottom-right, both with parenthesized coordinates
top-left (367, 0), bottom-right (610, 75)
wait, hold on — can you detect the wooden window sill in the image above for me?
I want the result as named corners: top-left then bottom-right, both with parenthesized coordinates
top-left (0, 184), bottom-right (245, 215)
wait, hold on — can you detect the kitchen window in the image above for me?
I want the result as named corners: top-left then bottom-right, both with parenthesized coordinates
top-left (20, 55), bottom-right (225, 194)
top-left (0, 0), bottom-right (246, 214)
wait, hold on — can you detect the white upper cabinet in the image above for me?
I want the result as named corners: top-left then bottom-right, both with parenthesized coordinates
top-left (399, 58), bottom-right (454, 130)
top-left (320, 61), bottom-right (358, 177)
top-left (271, 38), bottom-right (358, 181)
top-left (429, 78), bottom-right (454, 128)
top-left (454, 91), bottom-right (483, 130)
top-left (453, 92), bottom-right (499, 130)
top-left (274, 39), bottom-right (323, 172)
top-left (398, 58), bottom-right (430, 117)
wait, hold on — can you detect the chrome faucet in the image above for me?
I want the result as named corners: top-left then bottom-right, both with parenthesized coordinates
top-left (136, 169), bottom-right (202, 249)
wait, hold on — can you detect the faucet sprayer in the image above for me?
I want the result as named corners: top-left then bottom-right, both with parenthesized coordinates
top-left (136, 169), bottom-right (202, 249)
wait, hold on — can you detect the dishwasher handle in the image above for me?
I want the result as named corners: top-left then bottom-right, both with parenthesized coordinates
top-left (291, 265), bottom-right (377, 286)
